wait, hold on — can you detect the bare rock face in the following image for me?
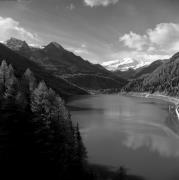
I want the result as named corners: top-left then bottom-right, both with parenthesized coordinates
top-left (6, 37), bottom-right (30, 52)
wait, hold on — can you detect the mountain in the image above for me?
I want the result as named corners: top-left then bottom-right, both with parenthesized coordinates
top-left (0, 43), bottom-right (87, 99)
top-left (117, 60), bottom-right (164, 79)
top-left (6, 38), bottom-right (127, 90)
top-left (6, 37), bottom-right (30, 51)
top-left (134, 60), bottom-right (164, 78)
top-left (114, 68), bottom-right (136, 79)
top-left (102, 58), bottom-right (151, 71)
top-left (65, 74), bottom-right (126, 90)
top-left (123, 53), bottom-right (179, 96)
top-left (114, 60), bottom-right (164, 79)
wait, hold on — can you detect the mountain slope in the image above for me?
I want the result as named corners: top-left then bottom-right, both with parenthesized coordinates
top-left (114, 68), bottom-right (136, 79)
top-left (6, 38), bottom-right (127, 90)
top-left (0, 43), bottom-right (87, 98)
top-left (114, 60), bottom-right (164, 79)
top-left (6, 38), bottom-right (117, 76)
top-left (124, 53), bottom-right (179, 96)
top-left (134, 60), bottom-right (164, 78)
top-left (65, 74), bottom-right (125, 90)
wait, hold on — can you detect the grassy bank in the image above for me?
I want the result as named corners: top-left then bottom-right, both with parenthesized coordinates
top-left (127, 92), bottom-right (179, 104)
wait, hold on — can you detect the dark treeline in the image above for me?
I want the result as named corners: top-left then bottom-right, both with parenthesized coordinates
top-left (0, 60), bottom-right (91, 180)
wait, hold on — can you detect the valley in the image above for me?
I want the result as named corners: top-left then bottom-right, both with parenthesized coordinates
top-left (5, 38), bottom-right (127, 93)
top-left (1, 37), bottom-right (179, 180)
top-left (1, 1), bottom-right (179, 180)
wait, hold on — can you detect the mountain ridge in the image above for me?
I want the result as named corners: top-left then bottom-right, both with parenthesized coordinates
top-left (114, 60), bottom-right (165, 79)
top-left (123, 52), bottom-right (179, 96)
top-left (5, 38), bottom-right (127, 91)
top-left (102, 58), bottom-right (152, 71)
top-left (0, 42), bottom-right (88, 99)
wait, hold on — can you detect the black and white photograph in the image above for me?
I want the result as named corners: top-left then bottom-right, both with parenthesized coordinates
top-left (0, 0), bottom-right (179, 179)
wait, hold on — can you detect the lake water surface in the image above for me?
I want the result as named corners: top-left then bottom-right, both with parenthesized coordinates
top-left (68, 95), bottom-right (179, 180)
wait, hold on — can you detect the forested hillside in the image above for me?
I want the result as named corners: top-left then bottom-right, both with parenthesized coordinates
top-left (0, 60), bottom-right (142, 180)
top-left (123, 53), bottom-right (179, 96)
top-left (133, 60), bottom-right (164, 78)
top-left (0, 60), bottom-right (89, 179)
top-left (0, 43), bottom-right (87, 99)
top-left (5, 38), bottom-right (127, 91)
top-left (65, 74), bottom-right (126, 90)
top-left (115, 60), bottom-right (164, 79)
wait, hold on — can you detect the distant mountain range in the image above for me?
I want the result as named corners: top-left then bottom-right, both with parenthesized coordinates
top-left (115, 60), bottom-right (164, 79)
top-left (3, 38), bottom-right (127, 95)
top-left (6, 38), bottom-right (119, 77)
top-left (102, 58), bottom-right (152, 71)
top-left (4, 37), bottom-right (175, 97)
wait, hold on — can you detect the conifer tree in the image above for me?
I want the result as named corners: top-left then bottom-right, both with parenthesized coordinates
top-left (31, 81), bottom-right (49, 120)
top-left (0, 61), bottom-right (90, 180)
top-left (5, 76), bottom-right (19, 98)
top-left (20, 68), bottom-right (37, 110)
top-left (24, 68), bottom-right (37, 92)
top-left (0, 60), bottom-right (9, 94)
top-left (75, 123), bottom-right (87, 164)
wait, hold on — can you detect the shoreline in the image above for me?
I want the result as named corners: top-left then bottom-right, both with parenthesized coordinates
top-left (122, 92), bottom-right (179, 120)
top-left (68, 92), bottom-right (179, 120)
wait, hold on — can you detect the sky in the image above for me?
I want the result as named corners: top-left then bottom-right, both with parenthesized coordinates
top-left (0, 0), bottom-right (179, 65)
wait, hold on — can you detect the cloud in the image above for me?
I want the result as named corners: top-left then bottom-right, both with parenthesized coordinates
top-left (110, 50), bottom-right (170, 61)
top-left (0, 0), bottom-right (29, 1)
top-left (67, 44), bottom-right (89, 55)
top-left (67, 3), bottom-right (75, 10)
top-left (120, 23), bottom-right (179, 54)
top-left (0, 0), bottom-right (32, 11)
top-left (0, 0), bottom-right (31, 2)
top-left (66, 44), bottom-right (99, 63)
top-left (84, 0), bottom-right (118, 7)
top-left (147, 23), bottom-right (179, 52)
top-left (0, 16), bottom-right (41, 45)
top-left (123, 131), bottom-right (179, 157)
top-left (120, 32), bottom-right (148, 51)
top-left (113, 22), bottom-right (179, 70)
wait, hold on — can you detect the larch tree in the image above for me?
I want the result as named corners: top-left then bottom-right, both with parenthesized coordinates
top-left (0, 60), bottom-right (9, 94)
top-left (24, 68), bottom-right (37, 92)
top-left (75, 123), bottom-right (87, 165)
top-left (5, 65), bottom-right (19, 99)
top-left (31, 81), bottom-right (49, 119)
top-left (20, 68), bottom-right (37, 110)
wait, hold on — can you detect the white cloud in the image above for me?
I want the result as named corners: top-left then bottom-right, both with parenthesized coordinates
top-left (84, 0), bottom-right (118, 7)
top-left (0, 16), bottom-right (41, 45)
top-left (17, 0), bottom-right (31, 2)
top-left (147, 23), bottom-right (179, 52)
top-left (67, 44), bottom-right (89, 55)
top-left (66, 44), bottom-right (99, 63)
top-left (112, 22), bottom-right (179, 70)
top-left (67, 3), bottom-right (75, 10)
top-left (0, 0), bottom-right (30, 2)
top-left (120, 32), bottom-right (148, 51)
top-left (110, 50), bottom-right (170, 61)
top-left (73, 48), bottom-right (89, 55)
top-left (120, 23), bottom-right (179, 54)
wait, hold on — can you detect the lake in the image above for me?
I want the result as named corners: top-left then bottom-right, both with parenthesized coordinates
top-left (68, 94), bottom-right (179, 180)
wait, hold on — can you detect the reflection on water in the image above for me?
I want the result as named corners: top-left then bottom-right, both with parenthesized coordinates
top-left (123, 131), bottom-right (179, 157)
top-left (68, 95), bottom-right (179, 180)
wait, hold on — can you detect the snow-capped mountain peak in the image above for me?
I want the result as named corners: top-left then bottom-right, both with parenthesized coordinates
top-left (102, 58), bottom-right (152, 71)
